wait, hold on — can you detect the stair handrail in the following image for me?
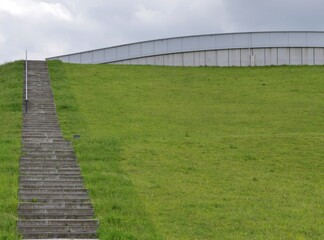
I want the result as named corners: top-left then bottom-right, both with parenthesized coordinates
top-left (25, 50), bottom-right (28, 113)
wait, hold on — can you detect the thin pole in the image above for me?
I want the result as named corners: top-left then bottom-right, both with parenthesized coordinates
top-left (25, 50), bottom-right (28, 113)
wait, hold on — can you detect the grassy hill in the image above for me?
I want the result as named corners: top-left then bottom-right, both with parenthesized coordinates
top-left (0, 61), bottom-right (23, 239)
top-left (48, 61), bottom-right (324, 240)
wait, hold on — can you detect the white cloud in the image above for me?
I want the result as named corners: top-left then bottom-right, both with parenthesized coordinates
top-left (0, 0), bottom-right (72, 21)
top-left (38, 2), bottom-right (72, 21)
top-left (0, 33), bottom-right (5, 44)
top-left (134, 5), bottom-right (160, 23)
top-left (0, 0), bottom-right (22, 16)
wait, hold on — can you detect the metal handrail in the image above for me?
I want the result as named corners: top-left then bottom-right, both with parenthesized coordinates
top-left (25, 50), bottom-right (28, 113)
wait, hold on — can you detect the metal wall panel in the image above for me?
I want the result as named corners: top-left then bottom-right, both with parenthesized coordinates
top-left (307, 33), bottom-right (324, 47)
top-left (130, 58), bottom-right (139, 65)
top-left (163, 54), bottom-right (173, 66)
top-left (116, 46), bottom-right (129, 59)
top-left (168, 38), bottom-right (182, 52)
top-left (265, 48), bottom-right (278, 65)
top-left (314, 48), bottom-right (324, 65)
top-left (302, 48), bottom-right (314, 65)
top-left (154, 40), bottom-right (168, 54)
top-left (240, 49), bottom-right (251, 66)
top-left (142, 41), bottom-right (154, 56)
top-left (270, 32), bottom-right (289, 47)
top-left (154, 55), bottom-right (164, 65)
top-left (60, 56), bottom-right (70, 62)
top-left (290, 48), bottom-right (302, 65)
top-left (197, 52), bottom-right (206, 66)
top-left (183, 37), bottom-right (199, 51)
top-left (289, 32), bottom-right (307, 47)
top-left (206, 51), bottom-right (217, 66)
top-left (216, 34), bottom-right (234, 49)
top-left (145, 56), bottom-right (155, 65)
top-left (47, 32), bottom-right (324, 66)
top-left (93, 50), bottom-right (104, 63)
top-left (216, 50), bottom-right (228, 66)
top-left (139, 57), bottom-right (147, 65)
top-left (198, 35), bottom-right (216, 50)
top-left (129, 43), bottom-right (141, 57)
top-left (69, 54), bottom-right (81, 63)
top-left (106, 47), bottom-right (324, 67)
top-left (81, 52), bottom-right (92, 64)
top-left (253, 49), bottom-right (265, 66)
top-left (229, 49), bottom-right (241, 66)
top-left (183, 52), bottom-right (194, 66)
top-left (173, 53), bottom-right (183, 66)
top-left (234, 33), bottom-right (251, 48)
top-left (252, 32), bottom-right (270, 47)
top-left (116, 60), bottom-right (130, 64)
top-left (193, 52), bottom-right (200, 66)
top-left (277, 48), bottom-right (290, 65)
top-left (105, 48), bottom-right (117, 61)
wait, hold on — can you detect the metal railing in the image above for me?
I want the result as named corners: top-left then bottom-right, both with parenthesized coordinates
top-left (25, 50), bottom-right (28, 113)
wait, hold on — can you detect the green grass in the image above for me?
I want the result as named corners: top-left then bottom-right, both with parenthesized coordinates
top-left (0, 61), bottom-right (23, 239)
top-left (48, 61), bottom-right (324, 240)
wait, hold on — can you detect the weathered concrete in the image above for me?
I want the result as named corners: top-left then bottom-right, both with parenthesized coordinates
top-left (18, 61), bottom-right (98, 239)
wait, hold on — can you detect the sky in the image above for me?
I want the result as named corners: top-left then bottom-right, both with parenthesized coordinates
top-left (1, 0), bottom-right (324, 63)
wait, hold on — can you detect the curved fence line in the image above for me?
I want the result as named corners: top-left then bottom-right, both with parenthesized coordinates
top-left (47, 31), bottom-right (324, 66)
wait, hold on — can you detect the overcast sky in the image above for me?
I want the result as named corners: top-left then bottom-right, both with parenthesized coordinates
top-left (1, 0), bottom-right (324, 63)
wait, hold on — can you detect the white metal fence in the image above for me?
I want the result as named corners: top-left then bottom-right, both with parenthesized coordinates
top-left (47, 31), bottom-right (324, 66)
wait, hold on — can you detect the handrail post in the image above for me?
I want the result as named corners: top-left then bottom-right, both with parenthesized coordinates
top-left (25, 50), bottom-right (28, 113)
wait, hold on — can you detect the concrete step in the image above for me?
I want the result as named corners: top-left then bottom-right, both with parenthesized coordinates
top-left (19, 194), bottom-right (90, 202)
top-left (19, 163), bottom-right (79, 168)
top-left (19, 164), bottom-right (79, 169)
top-left (22, 135), bottom-right (63, 139)
top-left (20, 185), bottom-right (85, 190)
top-left (22, 147), bottom-right (73, 151)
top-left (19, 202), bottom-right (94, 209)
top-left (19, 198), bottom-right (91, 204)
top-left (18, 226), bottom-right (98, 239)
top-left (23, 140), bottom-right (70, 145)
top-left (23, 138), bottom-right (69, 142)
top-left (22, 151), bottom-right (76, 156)
top-left (20, 171), bottom-right (81, 176)
top-left (19, 175), bottom-right (84, 182)
top-left (20, 156), bottom-right (77, 161)
top-left (19, 161), bottom-right (81, 167)
top-left (19, 208), bottom-right (94, 219)
top-left (21, 155), bottom-right (77, 160)
top-left (19, 162), bottom-right (79, 167)
top-left (20, 181), bottom-right (85, 188)
top-left (19, 189), bottom-right (88, 196)
top-left (22, 128), bottom-right (61, 131)
top-left (18, 231), bottom-right (97, 239)
top-left (22, 132), bottom-right (62, 135)
top-left (23, 125), bottom-right (60, 127)
top-left (20, 160), bottom-right (78, 164)
top-left (18, 218), bottom-right (98, 227)
top-left (20, 167), bottom-right (80, 171)
top-left (19, 188), bottom-right (88, 194)
top-left (23, 118), bottom-right (58, 122)
top-left (19, 190), bottom-right (89, 197)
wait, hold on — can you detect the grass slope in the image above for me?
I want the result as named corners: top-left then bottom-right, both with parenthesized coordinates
top-left (0, 61), bottom-right (23, 239)
top-left (48, 61), bottom-right (324, 240)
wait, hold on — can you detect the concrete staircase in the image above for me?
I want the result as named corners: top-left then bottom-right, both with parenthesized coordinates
top-left (18, 61), bottom-right (99, 239)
